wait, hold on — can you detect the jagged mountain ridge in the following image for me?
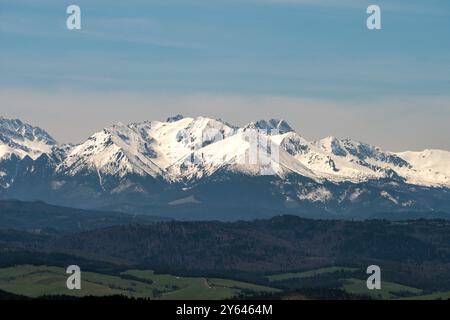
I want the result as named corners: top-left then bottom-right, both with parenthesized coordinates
top-left (53, 116), bottom-right (450, 187)
top-left (0, 117), bottom-right (60, 160)
top-left (1, 115), bottom-right (450, 219)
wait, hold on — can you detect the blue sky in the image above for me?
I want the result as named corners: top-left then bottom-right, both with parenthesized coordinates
top-left (1, 0), bottom-right (450, 150)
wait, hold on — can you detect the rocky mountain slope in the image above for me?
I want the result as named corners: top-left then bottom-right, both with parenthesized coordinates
top-left (1, 115), bottom-right (449, 220)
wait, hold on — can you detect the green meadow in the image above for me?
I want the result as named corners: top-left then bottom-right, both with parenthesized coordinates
top-left (0, 265), bottom-right (278, 300)
top-left (266, 266), bottom-right (357, 282)
top-left (341, 278), bottom-right (423, 300)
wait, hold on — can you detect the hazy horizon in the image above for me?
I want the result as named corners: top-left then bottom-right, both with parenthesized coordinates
top-left (1, 0), bottom-right (449, 151)
top-left (2, 90), bottom-right (450, 153)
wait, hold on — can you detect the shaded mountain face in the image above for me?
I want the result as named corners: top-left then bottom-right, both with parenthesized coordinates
top-left (1, 115), bottom-right (450, 220)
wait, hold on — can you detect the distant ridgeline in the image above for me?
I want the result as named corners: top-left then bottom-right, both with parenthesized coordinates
top-left (1, 116), bottom-right (450, 220)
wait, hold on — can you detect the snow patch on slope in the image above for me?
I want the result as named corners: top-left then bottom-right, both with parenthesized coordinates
top-left (395, 149), bottom-right (450, 187)
top-left (0, 117), bottom-right (57, 160)
top-left (298, 187), bottom-right (332, 203)
top-left (2, 115), bottom-right (450, 189)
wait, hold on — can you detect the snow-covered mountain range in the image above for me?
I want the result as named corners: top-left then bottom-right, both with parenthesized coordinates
top-left (0, 117), bottom-right (57, 160)
top-left (1, 115), bottom-right (449, 220)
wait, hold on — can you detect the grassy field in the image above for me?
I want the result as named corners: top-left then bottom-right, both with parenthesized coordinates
top-left (122, 270), bottom-right (279, 300)
top-left (341, 278), bottom-right (423, 300)
top-left (400, 291), bottom-right (450, 300)
top-left (266, 266), bottom-right (433, 300)
top-left (266, 266), bottom-right (357, 282)
top-left (1, 265), bottom-right (446, 300)
top-left (0, 265), bottom-right (278, 300)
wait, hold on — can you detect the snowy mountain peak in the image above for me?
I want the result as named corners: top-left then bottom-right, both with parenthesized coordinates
top-left (245, 119), bottom-right (294, 135)
top-left (168, 129), bottom-right (317, 181)
top-left (316, 136), bottom-right (409, 168)
top-left (0, 117), bottom-right (56, 145)
top-left (0, 117), bottom-right (57, 160)
top-left (395, 149), bottom-right (450, 187)
top-left (2, 116), bottom-right (450, 219)
top-left (58, 121), bottom-right (162, 178)
top-left (57, 116), bottom-right (238, 180)
top-left (2, 115), bottom-right (450, 189)
top-left (166, 114), bottom-right (184, 123)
